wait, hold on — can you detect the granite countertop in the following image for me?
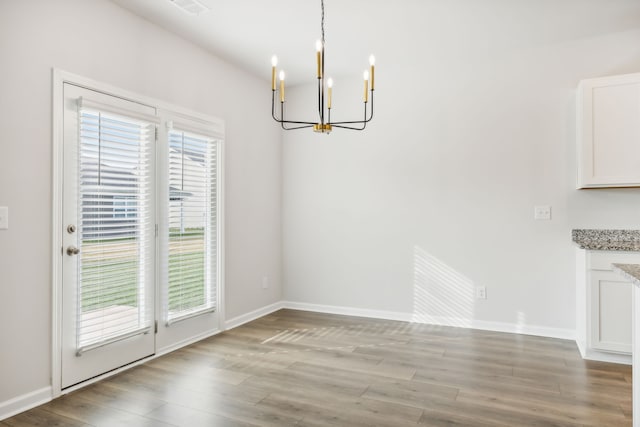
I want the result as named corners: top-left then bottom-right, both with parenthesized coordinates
top-left (572, 229), bottom-right (640, 251)
top-left (612, 264), bottom-right (640, 286)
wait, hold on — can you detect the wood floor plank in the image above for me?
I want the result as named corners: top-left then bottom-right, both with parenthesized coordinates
top-left (241, 364), bottom-right (369, 398)
top-left (6, 309), bottom-right (633, 426)
top-left (145, 358), bottom-right (252, 386)
top-left (40, 394), bottom-right (176, 426)
top-left (362, 378), bottom-right (459, 409)
top-left (418, 408), bottom-right (505, 427)
top-left (144, 403), bottom-right (254, 427)
top-left (189, 396), bottom-right (304, 426)
top-left (258, 392), bottom-right (422, 427)
top-left (65, 381), bottom-right (167, 416)
top-left (456, 388), bottom-right (629, 426)
top-left (382, 350), bottom-right (515, 376)
top-left (2, 407), bottom-right (93, 427)
top-left (298, 351), bottom-right (417, 380)
top-left (412, 366), bottom-right (562, 396)
top-left (513, 364), bottom-right (628, 386)
top-left (416, 397), bottom-right (583, 427)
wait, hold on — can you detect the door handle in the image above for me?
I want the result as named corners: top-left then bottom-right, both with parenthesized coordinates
top-left (67, 246), bottom-right (80, 256)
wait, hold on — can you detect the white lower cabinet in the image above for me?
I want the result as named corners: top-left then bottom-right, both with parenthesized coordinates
top-left (589, 270), bottom-right (632, 354)
top-left (576, 249), bottom-right (639, 364)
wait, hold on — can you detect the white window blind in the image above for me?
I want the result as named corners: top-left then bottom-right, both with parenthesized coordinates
top-left (77, 107), bottom-right (154, 352)
top-left (165, 129), bottom-right (217, 324)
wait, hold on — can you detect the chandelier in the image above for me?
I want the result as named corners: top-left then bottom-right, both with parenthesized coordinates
top-left (271, 0), bottom-right (375, 133)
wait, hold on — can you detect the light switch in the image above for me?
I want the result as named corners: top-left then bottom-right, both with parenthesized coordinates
top-left (534, 205), bottom-right (551, 220)
top-left (0, 206), bottom-right (8, 229)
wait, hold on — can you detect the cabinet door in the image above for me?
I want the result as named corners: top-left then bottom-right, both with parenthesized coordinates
top-left (590, 270), bottom-right (632, 354)
top-left (577, 73), bottom-right (640, 188)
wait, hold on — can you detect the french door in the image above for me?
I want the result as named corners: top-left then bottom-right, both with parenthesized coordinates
top-left (58, 78), bottom-right (222, 390)
top-left (61, 84), bottom-right (157, 388)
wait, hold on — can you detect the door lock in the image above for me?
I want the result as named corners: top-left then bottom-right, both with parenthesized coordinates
top-left (66, 246), bottom-right (80, 256)
top-left (67, 224), bottom-right (77, 234)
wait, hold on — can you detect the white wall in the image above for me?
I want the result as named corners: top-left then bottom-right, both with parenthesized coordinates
top-left (283, 5), bottom-right (640, 336)
top-left (0, 0), bottom-right (281, 406)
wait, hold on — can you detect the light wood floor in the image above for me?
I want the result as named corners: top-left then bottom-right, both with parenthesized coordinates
top-left (2, 309), bottom-right (632, 426)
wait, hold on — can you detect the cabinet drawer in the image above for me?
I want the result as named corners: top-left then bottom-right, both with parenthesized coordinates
top-left (587, 251), bottom-right (640, 270)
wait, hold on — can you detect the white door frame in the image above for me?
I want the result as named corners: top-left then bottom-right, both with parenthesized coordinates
top-left (51, 69), bottom-right (226, 397)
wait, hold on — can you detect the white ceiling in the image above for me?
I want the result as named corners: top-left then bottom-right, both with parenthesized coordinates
top-left (110, 0), bottom-right (640, 86)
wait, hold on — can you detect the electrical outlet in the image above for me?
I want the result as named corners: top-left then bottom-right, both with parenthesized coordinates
top-left (476, 286), bottom-right (487, 299)
top-left (262, 276), bottom-right (269, 289)
top-left (534, 205), bottom-right (551, 220)
top-left (0, 206), bottom-right (8, 230)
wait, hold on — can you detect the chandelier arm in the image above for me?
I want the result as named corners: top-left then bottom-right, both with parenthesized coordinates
top-left (331, 124), bottom-right (367, 131)
top-left (329, 92), bottom-right (374, 125)
top-left (327, 118), bottom-right (369, 124)
top-left (365, 91), bottom-right (374, 122)
top-left (281, 123), bottom-right (315, 130)
top-left (366, 91), bottom-right (374, 122)
top-left (277, 120), bottom-right (319, 125)
top-left (273, 95), bottom-right (318, 125)
top-left (328, 119), bottom-right (367, 125)
top-left (271, 91), bottom-right (282, 122)
top-left (333, 104), bottom-right (367, 130)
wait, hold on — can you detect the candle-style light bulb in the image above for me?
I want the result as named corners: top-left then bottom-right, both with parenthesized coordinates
top-left (369, 54), bottom-right (375, 91)
top-left (279, 70), bottom-right (285, 102)
top-left (316, 40), bottom-right (323, 78)
top-left (327, 78), bottom-right (333, 109)
top-left (271, 55), bottom-right (278, 90)
top-left (363, 71), bottom-right (369, 103)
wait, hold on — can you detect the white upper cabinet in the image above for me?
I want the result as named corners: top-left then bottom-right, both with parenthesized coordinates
top-left (577, 73), bottom-right (640, 189)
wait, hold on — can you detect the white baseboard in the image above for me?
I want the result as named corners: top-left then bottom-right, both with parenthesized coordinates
top-left (281, 301), bottom-right (576, 341)
top-left (582, 348), bottom-right (632, 365)
top-left (224, 301), bottom-right (285, 330)
top-left (576, 338), bottom-right (587, 358)
top-left (0, 386), bottom-right (52, 421)
top-left (283, 301), bottom-right (413, 323)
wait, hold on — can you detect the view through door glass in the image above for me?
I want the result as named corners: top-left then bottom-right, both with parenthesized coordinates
top-left (61, 84), bottom-right (156, 388)
top-left (166, 129), bottom-right (217, 323)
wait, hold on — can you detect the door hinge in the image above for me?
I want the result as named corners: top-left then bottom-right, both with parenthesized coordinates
top-left (154, 126), bottom-right (158, 142)
top-left (155, 224), bottom-right (158, 237)
top-left (154, 320), bottom-right (158, 334)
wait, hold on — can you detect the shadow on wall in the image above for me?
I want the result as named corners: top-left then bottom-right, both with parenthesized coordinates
top-left (412, 245), bottom-right (476, 325)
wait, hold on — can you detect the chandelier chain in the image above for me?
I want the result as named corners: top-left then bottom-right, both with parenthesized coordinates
top-left (321, 0), bottom-right (325, 43)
